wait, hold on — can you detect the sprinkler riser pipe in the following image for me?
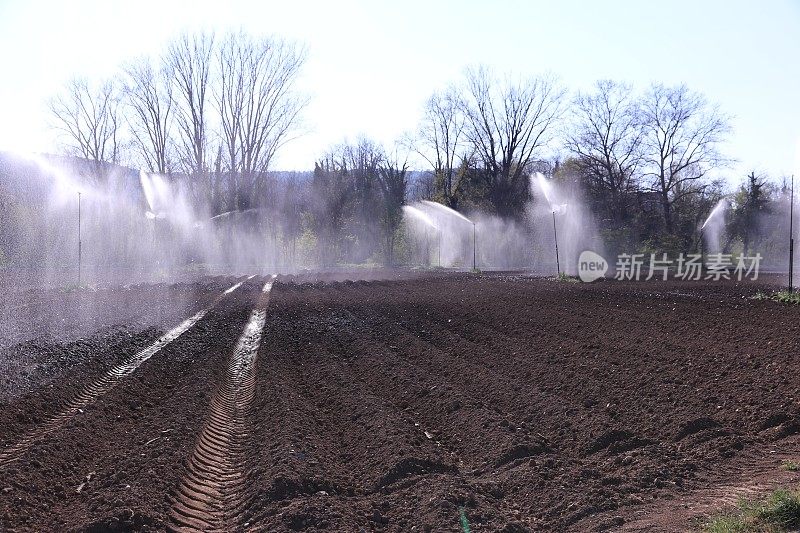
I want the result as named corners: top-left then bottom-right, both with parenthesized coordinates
top-left (77, 192), bottom-right (82, 286)
top-left (472, 222), bottom-right (476, 271)
top-left (790, 175), bottom-right (795, 293)
top-left (700, 228), bottom-right (704, 274)
top-left (791, 239), bottom-right (795, 293)
top-left (552, 210), bottom-right (560, 276)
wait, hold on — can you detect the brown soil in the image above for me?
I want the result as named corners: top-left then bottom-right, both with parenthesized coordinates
top-left (1, 273), bottom-right (799, 532)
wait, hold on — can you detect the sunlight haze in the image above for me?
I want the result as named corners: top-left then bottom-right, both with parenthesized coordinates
top-left (1, 0), bottom-right (798, 178)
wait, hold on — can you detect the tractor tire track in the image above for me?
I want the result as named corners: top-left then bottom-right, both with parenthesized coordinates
top-left (0, 277), bottom-right (253, 469)
top-left (168, 275), bottom-right (275, 532)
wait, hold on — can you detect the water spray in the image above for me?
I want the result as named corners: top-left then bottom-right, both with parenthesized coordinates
top-left (403, 205), bottom-right (442, 268)
top-left (420, 200), bottom-right (472, 223)
top-left (535, 174), bottom-right (563, 275)
top-left (424, 228), bottom-right (430, 267)
top-left (415, 201), bottom-right (474, 270)
top-left (700, 199), bottom-right (728, 271)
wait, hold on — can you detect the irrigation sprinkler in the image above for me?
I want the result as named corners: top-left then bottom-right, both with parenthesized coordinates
top-left (552, 210), bottom-right (561, 276)
top-left (790, 175), bottom-right (795, 293)
top-left (412, 201), bottom-right (472, 270)
top-left (699, 199), bottom-right (727, 275)
top-left (77, 191), bottom-right (82, 286)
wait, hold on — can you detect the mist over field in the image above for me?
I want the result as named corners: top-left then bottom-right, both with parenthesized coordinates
top-left (0, 29), bottom-right (796, 285)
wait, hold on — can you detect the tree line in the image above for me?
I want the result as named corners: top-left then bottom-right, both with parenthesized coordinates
top-left (45, 30), bottom-right (788, 265)
top-left (49, 30), bottom-right (307, 215)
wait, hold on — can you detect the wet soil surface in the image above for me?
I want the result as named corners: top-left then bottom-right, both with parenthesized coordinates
top-left (0, 277), bottom-right (242, 405)
top-left (1, 273), bottom-right (799, 531)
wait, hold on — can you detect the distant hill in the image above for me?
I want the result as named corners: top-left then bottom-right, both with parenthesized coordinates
top-left (0, 151), bottom-right (433, 210)
top-left (0, 152), bottom-right (142, 205)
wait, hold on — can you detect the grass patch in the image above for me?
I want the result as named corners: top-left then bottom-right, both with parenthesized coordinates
top-left (781, 461), bottom-right (799, 472)
top-left (773, 291), bottom-right (800, 305)
top-left (701, 487), bottom-right (800, 532)
top-left (751, 290), bottom-right (800, 305)
top-left (61, 283), bottom-right (93, 293)
top-left (459, 507), bottom-right (471, 533)
top-left (552, 272), bottom-right (579, 283)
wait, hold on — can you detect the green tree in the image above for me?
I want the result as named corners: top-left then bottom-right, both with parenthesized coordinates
top-left (728, 171), bottom-right (771, 255)
top-left (377, 151), bottom-right (408, 265)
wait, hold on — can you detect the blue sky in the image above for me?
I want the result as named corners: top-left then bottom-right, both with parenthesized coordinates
top-left (0, 0), bottom-right (798, 183)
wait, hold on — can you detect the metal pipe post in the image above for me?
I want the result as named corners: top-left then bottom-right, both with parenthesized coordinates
top-left (552, 210), bottom-right (561, 276)
top-left (790, 175), bottom-right (795, 293)
top-left (472, 222), bottom-right (477, 271)
top-left (78, 191), bottom-right (82, 286)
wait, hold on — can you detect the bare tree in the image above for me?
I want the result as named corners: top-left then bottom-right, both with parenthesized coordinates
top-left (566, 80), bottom-right (643, 224)
top-left (123, 57), bottom-right (173, 174)
top-left (460, 66), bottom-right (565, 218)
top-left (410, 171), bottom-right (436, 201)
top-left (48, 77), bottom-right (121, 177)
top-left (640, 84), bottom-right (731, 233)
top-left (416, 87), bottom-right (466, 209)
top-left (216, 31), bottom-right (307, 210)
top-left (166, 32), bottom-right (215, 202)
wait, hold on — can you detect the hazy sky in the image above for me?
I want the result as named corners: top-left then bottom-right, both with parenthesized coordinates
top-left (1, 0), bottom-right (798, 182)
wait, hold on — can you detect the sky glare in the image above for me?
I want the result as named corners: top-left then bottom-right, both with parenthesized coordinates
top-left (0, 0), bottom-right (798, 181)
